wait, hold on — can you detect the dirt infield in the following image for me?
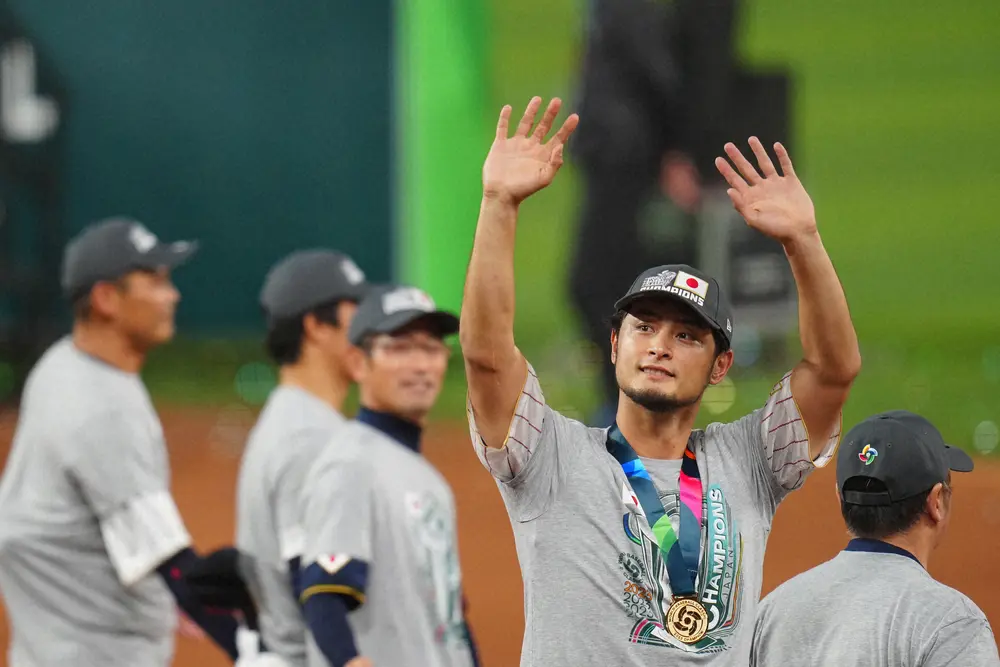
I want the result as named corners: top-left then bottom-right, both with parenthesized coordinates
top-left (1, 406), bottom-right (998, 666)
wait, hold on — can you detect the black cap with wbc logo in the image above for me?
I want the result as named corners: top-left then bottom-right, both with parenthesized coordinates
top-left (836, 410), bottom-right (974, 506)
top-left (614, 264), bottom-right (734, 349)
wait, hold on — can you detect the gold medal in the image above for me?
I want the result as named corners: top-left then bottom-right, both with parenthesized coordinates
top-left (665, 597), bottom-right (709, 644)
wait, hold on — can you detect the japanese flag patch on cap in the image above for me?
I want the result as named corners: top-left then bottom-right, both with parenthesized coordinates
top-left (673, 270), bottom-right (709, 299)
top-left (613, 263), bottom-right (734, 349)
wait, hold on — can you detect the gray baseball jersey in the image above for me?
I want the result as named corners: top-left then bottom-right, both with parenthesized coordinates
top-left (301, 421), bottom-right (474, 667)
top-left (467, 363), bottom-right (839, 666)
top-left (236, 385), bottom-right (346, 667)
top-left (0, 337), bottom-right (191, 667)
top-left (751, 546), bottom-right (999, 666)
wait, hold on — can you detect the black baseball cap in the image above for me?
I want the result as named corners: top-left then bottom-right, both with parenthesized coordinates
top-left (837, 410), bottom-right (974, 506)
top-left (61, 217), bottom-right (198, 298)
top-left (260, 249), bottom-right (369, 321)
top-left (614, 264), bottom-right (734, 348)
top-left (348, 284), bottom-right (459, 346)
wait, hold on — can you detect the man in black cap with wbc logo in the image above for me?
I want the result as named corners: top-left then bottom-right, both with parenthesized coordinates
top-left (752, 411), bottom-right (999, 666)
top-left (460, 96), bottom-right (862, 666)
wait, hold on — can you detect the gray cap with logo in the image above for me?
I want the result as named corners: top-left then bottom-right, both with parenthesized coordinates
top-left (259, 249), bottom-right (370, 322)
top-left (61, 217), bottom-right (198, 298)
top-left (348, 284), bottom-right (459, 346)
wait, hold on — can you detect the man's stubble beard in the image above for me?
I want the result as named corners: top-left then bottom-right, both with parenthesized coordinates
top-left (617, 364), bottom-right (715, 414)
top-left (621, 384), bottom-right (703, 413)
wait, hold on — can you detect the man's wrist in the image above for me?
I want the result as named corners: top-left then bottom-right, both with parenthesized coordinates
top-left (781, 227), bottom-right (822, 257)
top-left (481, 190), bottom-right (520, 210)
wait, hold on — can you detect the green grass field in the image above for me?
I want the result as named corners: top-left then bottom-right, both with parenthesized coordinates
top-left (145, 0), bottom-right (1000, 454)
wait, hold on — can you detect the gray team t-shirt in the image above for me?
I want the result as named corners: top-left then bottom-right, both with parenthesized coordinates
top-left (0, 338), bottom-right (191, 667)
top-left (752, 548), bottom-right (1000, 667)
top-left (236, 385), bottom-right (345, 667)
top-left (467, 363), bottom-right (839, 666)
top-left (301, 421), bottom-right (474, 667)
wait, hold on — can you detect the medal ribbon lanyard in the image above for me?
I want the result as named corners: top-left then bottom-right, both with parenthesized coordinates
top-left (607, 423), bottom-right (703, 597)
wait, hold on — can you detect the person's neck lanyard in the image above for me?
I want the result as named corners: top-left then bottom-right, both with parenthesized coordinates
top-left (606, 423), bottom-right (709, 645)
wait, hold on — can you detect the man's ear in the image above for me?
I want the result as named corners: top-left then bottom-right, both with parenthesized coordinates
top-left (709, 348), bottom-right (734, 386)
top-left (926, 482), bottom-right (947, 525)
top-left (345, 344), bottom-right (367, 384)
top-left (89, 282), bottom-right (122, 319)
top-left (301, 312), bottom-right (322, 343)
top-left (610, 329), bottom-right (618, 365)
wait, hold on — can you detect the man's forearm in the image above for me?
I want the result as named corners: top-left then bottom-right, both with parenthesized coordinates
top-left (784, 230), bottom-right (860, 384)
top-left (459, 195), bottom-right (520, 369)
top-left (713, 138), bottom-right (857, 456)
top-left (303, 593), bottom-right (360, 667)
top-left (464, 97), bottom-right (576, 447)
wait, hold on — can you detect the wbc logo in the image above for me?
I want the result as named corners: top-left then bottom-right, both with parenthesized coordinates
top-left (859, 444), bottom-right (878, 465)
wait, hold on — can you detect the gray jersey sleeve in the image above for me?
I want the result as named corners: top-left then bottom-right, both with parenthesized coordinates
top-left (467, 362), bottom-right (584, 520)
top-left (68, 409), bottom-right (191, 587)
top-left (708, 370), bottom-right (840, 517)
top-left (303, 447), bottom-right (374, 568)
top-left (923, 615), bottom-right (1000, 666)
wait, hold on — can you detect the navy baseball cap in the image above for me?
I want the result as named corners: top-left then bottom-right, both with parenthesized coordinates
top-left (614, 264), bottom-right (734, 348)
top-left (348, 284), bottom-right (459, 346)
top-left (260, 249), bottom-right (369, 321)
top-left (837, 410), bottom-right (974, 506)
top-left (61, 217), bottom-right (198, 298)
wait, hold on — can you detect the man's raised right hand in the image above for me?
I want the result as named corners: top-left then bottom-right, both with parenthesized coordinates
top-left (482, 97), bottom-right (579, 207)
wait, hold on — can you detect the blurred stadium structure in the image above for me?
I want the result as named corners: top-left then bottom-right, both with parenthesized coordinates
top-left (567, 0), bottom-right (799, 424)
top-left (0, 0), bottom-right (997, 665)
top-left (0, 5), bottom-right (66, 401)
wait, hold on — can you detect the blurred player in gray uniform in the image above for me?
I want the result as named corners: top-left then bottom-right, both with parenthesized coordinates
top-left (0, 218), bottom-right (241, 667)
top-left (460, 97), bottom-right (861, 666)
top-left (298, 284), bottom-right (478, 667)
top-left (233, 249), bottom-right (369, 667)
top-left (751, 410), bottom-right (1000, 666)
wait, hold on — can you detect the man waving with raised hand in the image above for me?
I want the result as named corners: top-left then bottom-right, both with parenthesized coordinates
top-left (460, 96), bottom-right (860, 666)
